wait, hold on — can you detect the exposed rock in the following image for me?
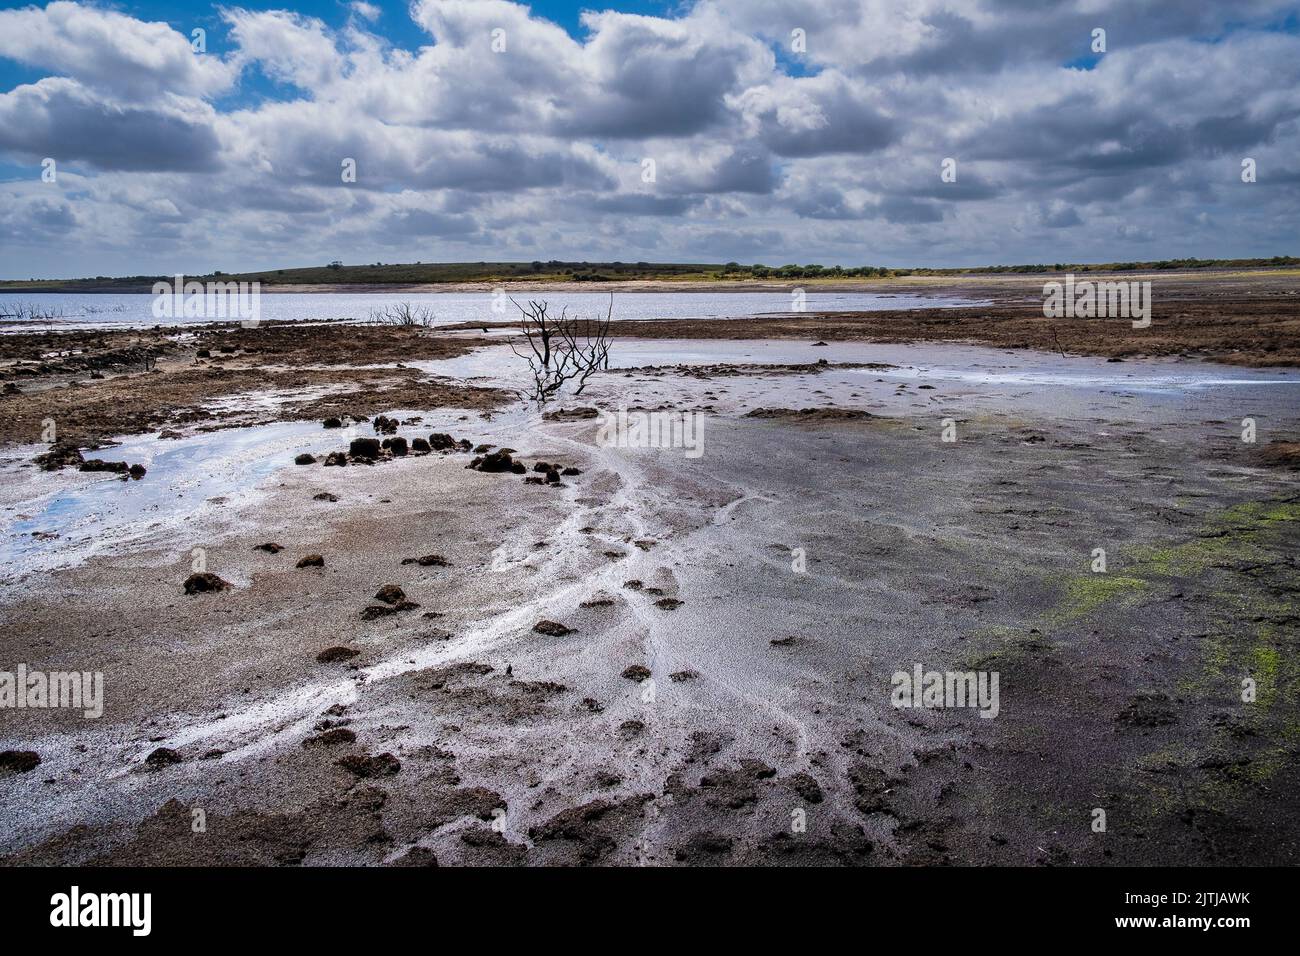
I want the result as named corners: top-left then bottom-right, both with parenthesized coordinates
top-left (669, 669), bottom-right (699, 682)
top-left (621, 664), bottom-right (651, 682)
top-left (253, 543), bottom-right (283, 554)
top-left (316, 646), bottom-right (359, 664)
top-left (323, 451), bottom-right (348, 467)
top-left (294, 453), bottom-right (316, 465)
top-left (322, 416), bottom-right (344, 428)
top-left (655, 597), bottom-right (684, 610)
top-left (297, 554), bottom-right (325, 568)
top-left (313, 492), bottom-right (339, 502)
top-left (401, 554), bottom-right (449, 567)
top-left (533, 620), bottom-right (573, 637)
top-left (410, 437), bottom-right (431, 453)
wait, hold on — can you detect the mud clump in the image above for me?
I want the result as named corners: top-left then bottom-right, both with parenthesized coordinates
top-left (0, 750), bottom-right (41, 774)
top-left (1255, 440), bottom-right (1300, 469)
top-left (469, 451), bottom-right (527, 474)
top-left (745, 407), bottom-right (878, 422)
top-left (79, 459), bottom-right (129, 474)
top-left (674, 832), bottom-right (734, 861)
top-left (1114, 693), bottom-right (1178, 728)
top-left (528, 794), bottom-right (653, 864)
top-left (374, 584), bottom-right (406, 605)
top-left (361, 600), bottom-right (419, 620)
top-left (144, 747), bottom-right (183, 769)
top-left (337, 752), bottom-right (401, 778)
top-left (316, 646), bottom-right (359, 664)
top-left (543, 407), bottom-right (600, 421)
top-left (698, 759), bottom-right (778, 809)
top-left (401, 554), bottom-right (449, 567)
top-left (390, 847), bottom-right (440, 867)
top-left (533, 620), bottom-right (573, 637)
top-left (183, 572), bottom-right (229, 595)
top-left (349, 437), bottom-right (382, 460)
top-left (787, 772), bottom-right (825, 804)
top-left (429, 433), bottom-right (471, 452)
top-left (34, 442), bottom-right (84, 471)
top-left (303, 728), bottom-right (356, 747)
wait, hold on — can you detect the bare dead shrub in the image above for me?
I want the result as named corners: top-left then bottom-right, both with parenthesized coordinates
top-left (509, 296), bottom-right (612, 404)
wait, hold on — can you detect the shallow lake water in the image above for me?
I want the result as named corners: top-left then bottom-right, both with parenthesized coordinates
top-left (0, 290), bottom-right (985, 333)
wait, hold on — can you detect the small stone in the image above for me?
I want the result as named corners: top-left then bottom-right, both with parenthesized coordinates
top-left (297, 554), bottom-right (325, 568)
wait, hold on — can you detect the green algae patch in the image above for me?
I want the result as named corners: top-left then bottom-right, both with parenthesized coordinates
top-left (1055, 574), bottom-right (1148, 622)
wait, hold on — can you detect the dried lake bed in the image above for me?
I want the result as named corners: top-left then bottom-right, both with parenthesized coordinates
top-left (1, 314), bottom-right (1298, 866)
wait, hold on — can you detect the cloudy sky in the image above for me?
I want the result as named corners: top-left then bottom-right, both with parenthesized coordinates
top-left (0, 0), bottom-right (1297, 278)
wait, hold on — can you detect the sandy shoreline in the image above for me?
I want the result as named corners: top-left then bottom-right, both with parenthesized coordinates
top-left (2, 287), bottom-right (1298, 866)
